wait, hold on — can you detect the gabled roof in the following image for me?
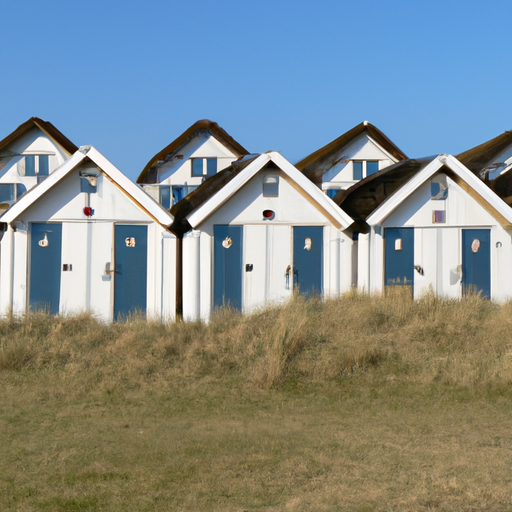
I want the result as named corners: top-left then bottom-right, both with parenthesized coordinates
top-left (457, 130), bottom-right (512, 175)
top-left (295, 121), bottom-right (408, 184)
top-left (337, 154), bottom-right (512, 232)
top-left (137, 119), bottom-right (250, 184)
top-left (334, 157), bottom-right (433, 232)
top-left (2, 146), bottom-right (174, 227)
top-left (0, 117), bottom-right (78, 156)
top-left (170, 151), bottom-right (354, 234)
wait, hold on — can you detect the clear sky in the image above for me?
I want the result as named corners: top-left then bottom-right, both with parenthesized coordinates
top-left (1, 0), bottom-right (511, 181)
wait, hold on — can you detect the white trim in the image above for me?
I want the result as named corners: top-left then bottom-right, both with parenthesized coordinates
top-left (366, 134), bottom-right (401, 163)
top-left (186, 151), bottom-right (354, 230)
top-left (2, 146), bottom-right (174, 227)
top-left (366, 154), bottom-right (512, 227)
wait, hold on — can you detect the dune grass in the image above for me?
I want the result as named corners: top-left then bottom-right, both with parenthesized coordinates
top-left (2, 293), bottom-right (512, 510)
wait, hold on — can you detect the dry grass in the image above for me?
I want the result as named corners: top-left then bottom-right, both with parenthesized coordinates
top-left (2, 293), bottom-right (512, 510)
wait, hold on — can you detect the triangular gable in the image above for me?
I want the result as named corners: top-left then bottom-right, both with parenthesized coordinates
top-left (137, 119), bottom-right (249, 184)
top-left (295, 121), bottom-right (407, 183)
top-left (2, 146), bottom-right (174, 227)
top-left (0, 117), bottom-right (77, 156)
top-left (366, 154), bottom-right (512, 228)
top-left (185, 151), bottom-right (354, 231)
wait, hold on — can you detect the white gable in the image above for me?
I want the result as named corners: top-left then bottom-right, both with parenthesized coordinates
top-left (157, 133), bottom-right (238, 185)
top-left (383, 174), bottom-right (499, 228)
top-left (0, 126), bottom-right (71, 191)
top-left (2, 146), bottom-right (174, 227)
top-left (15, 165), bottom-right (153, 225)
top-left (367, 155), bottom-right (512, 228)
top-left (321, 134), bottom-right (398, 190)
top-left (199, 169), bottom-right (341, 230)
top-left (187, 152), bottom-right (353, 231)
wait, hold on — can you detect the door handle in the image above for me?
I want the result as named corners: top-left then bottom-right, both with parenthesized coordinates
top-left (105, 262), bottom-right (115, 275)
top-left (285, 265), bottom-right (291, 289)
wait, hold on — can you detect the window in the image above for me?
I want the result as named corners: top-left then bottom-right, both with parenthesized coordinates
top-left (326, 189), bottom-right (339, 199)
top-left (0, 183), bottom-right (27, 205)
top-left (172, 185), bottom-right (198, 205)
top-left (352, 160), bottom-right (379, 180)
top-left (262, 175), bottom-right (279, 197)
top-left (206, 158), bottom-right (217, 176)
top-left (353, 161), bottom-right (363, 181)
top-left (191, 158), bottom-right (217, 177)
top-left (19, 154), bottom-right (52, 180)
top-left (367, 161), bottom-right (379, 176)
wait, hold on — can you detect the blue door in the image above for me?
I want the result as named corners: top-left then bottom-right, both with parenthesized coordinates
top-left (385, 228), bottom-right (414, 292)
top-left (213, 225), bottom-right (243, 310)
top-left (462, 229), bottom-right (490, 298)
top-left (29, 223), bottom-right (62, 314)
top-left (293, 226), bottom-right (323, 296)
top-left (114, 225), bottom-right (148, 320)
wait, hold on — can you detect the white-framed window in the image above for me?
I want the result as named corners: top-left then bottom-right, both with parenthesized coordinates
top-left (191, 158), bottom-right (217, 177)
top-left (262, 175), bottom-right (279, 197)
top-left (142, 183), bottom-right (199, 209)
top-left (18, 154), bottom-right (53, 181)
top-left (353, 160), bottom-right (379, 181)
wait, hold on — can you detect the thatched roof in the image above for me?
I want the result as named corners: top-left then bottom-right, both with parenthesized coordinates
top-left (169, 154), bottom-right (260, 234)
top-left (137, 119), bottom-right (249, 184)
top-left (333, 157), bottom-right (434, 232)
top-left (457, 130), bottom-right (512, 175)
top-left (295, 121), bottom-right (408, 184)
top-left (0, 117), bottom-right (78, 156)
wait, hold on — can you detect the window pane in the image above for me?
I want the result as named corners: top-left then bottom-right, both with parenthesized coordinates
top-left (160, 185), bottom-right (171, 209)
top-left (367, 161), bottom-right (379, 176)
top-left (326, 189), bottom-right (338, 199)
top-left (206, 158), bottom-right (217, 176)
top-left (184, 185), bottom-right (198, 196)
top-left (25, 155), bottom-right (36, 176)
top-left (16, 183), bottom-right (27, 198)
top-left (0, 184), bottom-right (15, 203)
top-left (191, 159), bottom-right (203, 176)
top-left (262, 175), bottom-right (279, 197)
top-left (353, 161), bottom-right (363, 180)
top-left (38, 155), bottom-right (49, 176)
top-left (172, 186), bottom-right (183, 204)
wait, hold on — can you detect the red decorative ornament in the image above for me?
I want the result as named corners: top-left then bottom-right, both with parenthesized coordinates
top-left (83, 206), bottom-right (93, 217)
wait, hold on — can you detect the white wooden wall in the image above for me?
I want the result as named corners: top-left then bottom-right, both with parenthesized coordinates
top-left (181, 169), bottom-right (354, 320)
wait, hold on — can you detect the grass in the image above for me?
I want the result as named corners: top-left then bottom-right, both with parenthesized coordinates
top-left (2, 293), bottom-right (512, 510)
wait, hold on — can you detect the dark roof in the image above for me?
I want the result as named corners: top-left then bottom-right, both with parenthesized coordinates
top-left (333, 157), bottom-right (434, 232)
top-left (457, 130), bottom-right (512, 175)
top-left (0, 117), bottom-right (78, 156)
top-left (489, 169), bottom-right (512, 206)
top-left (295, 121), bottom-right (408, 184)
top-left (169, 154), bottom-right (261, 234)
top-left (137, 119), bottom-right (250, 184)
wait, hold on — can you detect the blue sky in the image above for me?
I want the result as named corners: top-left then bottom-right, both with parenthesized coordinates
top-left (1, 0), bottom-right (511, 181)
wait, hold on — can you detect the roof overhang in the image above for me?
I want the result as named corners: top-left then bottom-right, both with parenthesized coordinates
top-left (366, 154), bottom-right (512, 229)
top-left (2, 146), bottom-right (174, 227)
top-left (186, 151), bottom-right (354, 231)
